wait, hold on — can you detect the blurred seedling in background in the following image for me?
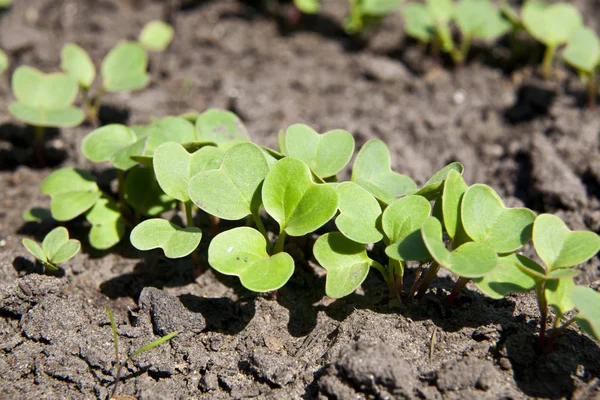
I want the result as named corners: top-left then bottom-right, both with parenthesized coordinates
top-left (344, 0), bottom-right (403, 35)
top-left (22, 226), bottom-right (80, 272)
top-left (562, 27), bottom-right (600, 109)
top-left (106, 306), bottom-right (178, 399)
top-left (0, 49), bottom-right (8, 73)
top-left (8, 67), bottom-right (85, 167)
top-left (512, 214), bottom-right (600, 352)
top-left (522, 0), bottom-right (582, 79)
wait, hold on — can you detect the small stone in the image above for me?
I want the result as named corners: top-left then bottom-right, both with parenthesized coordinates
top-left (358, 55), bottom-right (409, 83)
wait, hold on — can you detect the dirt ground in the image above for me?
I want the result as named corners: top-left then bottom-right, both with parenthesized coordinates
top-left (1, 0), bottom-right (600, 399)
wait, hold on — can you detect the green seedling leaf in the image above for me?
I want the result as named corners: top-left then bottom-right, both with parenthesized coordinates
top-left (144, 117), bottom-right (197, 155)
top-left (428, 0), bottom-right (454, 23)
top-left (154, 143), bottom-right (223, 202)
top-left (23, 208), bottom-right (53, 222)
top-left (314, 232), bottom-right (378, 298)
top-left (195, 108), bottom-right (250, 150)
top-left (571, 286), bottom-right (600, 341)
top-left (461, 184), bottom-right (536, 253)
top-left (40, 168), bottom-right (101, 221)
top-left (188, 142), bottom-right (269, 220)
top-left (130, 218), bottom-right (201, 258)
top-left (139, 20), bottom-right (174, 52)
top-left (81, 124), bottom-right (137, 165)
top-left (0, 0), bottom-right (11, 7)
top-left (335, 182), bottom-right (383, 244)
top-left (546, 277), bottom-right (575, 316)
top-left (86, 197), bottom-right (126, 250)
top-left (23, 239), bottom-right (46, 262)
top-left (124, 167), bottom-right (176, 216)
top-left (414, 162), bottom-right (464, 200)
top-left (294, 0), bottom-right (320, 14)
top-left (208, 227), bottom-right (294, 292)
top-left (101, 42), bottom-right (149, 92)
top-left (284, 124), bottom-right (355, 179)
top-left (351, 139), bottom-right (416, 204)
top-left (454, 0), bottom-right (510, 41)
top-left (23, 226), bottom-right (80, 266)
top-left (383, 195), bottom-right (431, 261)
top-left (513, 254), bottom-right (547, 280)
top-left (533, 213), bottom-right (600, 270)
top-left (0, 49), bottom-right (9, 74)
top-left (441, 169), bottom-right (469, 241)
top-left (522, 1), bottom-right (582, 47)
top-left (263, 157), bottom-right (339, 236)
top-left (422, 216), bottom-right (498, 278)
top-left (473, 253), bottom-right (538, 299)
top-left (60, 43), bottom-right (96, 88)
top-left (9, 66), bottom-right (84, 127)
top-left (563, 27), bottom-right (600, 74)
top-left (129, 330), bottom-right (179, 359)
top-left (403, 3), bottom-right (435, 42)
top-left (361, 0), bottom-right (403, 15)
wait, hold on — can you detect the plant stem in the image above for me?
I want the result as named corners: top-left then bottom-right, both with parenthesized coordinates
top-left (542, 45), bottom-right (556, 80)
top-left (117, 169), bottom-right (126, 204)
top-left (446, 276), bottom-right (470, 307)
top-left (252, 213), bottom-right (269, 243)
top-left (408, 264), bottom-right (425, 298)
top-left (416, 261), bottom-right (440, 298)
top-left (34, 125), bottom-right (45, 168)
top-left (184, 201), bottom-right (194, 227)
top-left (82, 87), bottom-right (99, 126)
top-left (389, 259), bottom-right (404, 298)
top-left (535, 281), bottom-right (548, 351)
top-left (90, 87), bottom-right (105, 126)
top-left (453, 35), bottom-right (471, 65)
top-left (273, 230), bottom-right (287, 254)
top-left (587, 71), bottom-right (597, 110)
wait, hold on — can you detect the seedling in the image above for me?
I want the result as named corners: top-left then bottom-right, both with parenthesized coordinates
top-left (9, 66), bottom-right (85, 167)
top-left (40, 168), bottom-right (101, 222)
top-left (562, 27), bottom-right (600, 108)
top-left (344, 0), bottom-right (403, 34)
top-left (139, 21), bottom-right (175, 52)
top-left (570, 286), bottom-right (600, 342)
top-left (294, 0), bottom-right (320, 14)
top-left (514, 214), bottom-right (600, 351)
top-left (106, 306), bottom-right (178, 399)
top-left (522, 0), bottom-right (582, 79)
top-left (22, 226), bottom-right (80, 272)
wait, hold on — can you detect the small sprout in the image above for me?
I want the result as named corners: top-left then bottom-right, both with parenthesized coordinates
top-left (124, 167), bottom-right (176, 217)
top-left (101, 42), bottom-right (150, 92)
top-left (335, 182), bottom-right (383, 244)
top-left (86, 197), bottom-right (127, 250)
top-left (345, 0), bottom-right (403, 34)
top-left (0, 49), bottom-right (9, 74)
top-left (571, 286), bottom-right (600, 341)
top-left (60, 43), bottom-right (96, 89)
top-left (314, 232), bottom-right (382, 298)
top-left (22, 226), bottom-right (80, 272)
top-left (562, 27), bottom-right (600, 108)
top-left (351, 139), bottom-right (416, 205)
top-left (294, 0), bottom-right (320, 14)
top-left (22, 208), bottom-right (53, 222)
top-left (522, 1), bottom-right (582, 79)
top-left (208, 227), bottom-right (295, 292)
top-left (282, 124), bottom-right (355, 179)
top-left (40, 168), bottom-right (101, 221)
top-left (195, 108), bottom-right (251, 150)
top-left (130, 218), bottom-right (202, 258)
top-left (188, 142), bottom-right (269, 220)
top-left (139, 20), bottom-right (174, 52)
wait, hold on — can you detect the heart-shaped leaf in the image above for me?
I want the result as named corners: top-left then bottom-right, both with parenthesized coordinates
top-left (454, 0), bottom-right (510, 41)
top-left (314, 232), bottom-right (378, 298)
top-left (334, 182), bottom-right (383, 244)
top-left (86, 197), bottom-right (126, 250)
top-left (283, 124), bottom-right (354, 179)
top-left (414, 162), bottom-right (464, 200)
top-left (124, 167), bottom-right (176, 216)
top-left (81, 124), bottom-right (138, 165)
top-left (61, 43), bottom-right (96, 88)
top-left (154, 143), bottom-right (224, 202)
top-left (383, 195), bottom-right (432, 261)
top-left (195, 109), bottom-right (250, 150)
top-left (546, 277), bottom-right (575, 316)
top-left (351, 139), bottom-right (416, 204)
top-left (144, 116), bottom-right (197, 156)
top-left (441, 169), bottom-right (469, 242)
top-left (421, 216), bottom-right (497, 278)
top-left (522, 1), bottom-right (582, 47)
top-left (263, 157), bottom-right (339, 236)
top-left (139, 20), bottom-right (174, 52)
top-left (188, 142), bottom-right (269, 220)
top-left (533, 213), bottom-right (600, 270)
top-left (101, 42), bottom-right (149, 92)
top-left (461, 184), bottom-right (536, 253)
top-left (571, 286), bottom-right (600, 341)
top-left (131, 218), bottom-right (201, 258)
top-left (473, 253), bottom-right (538, 299)
top-left (562, 27), bottom-right (600, 74)
top-left (42, 226), bottom-right (80, 264)
top-left (208, 227), bottom-right (294, 292)
top-left (9, 66), bottom-right (84, 127)
top-left (22, 239), bottom-right (46, 262)
top-left (428, 0), bottom-right (453, 23)
top-left (40, 168), bottom-right (101, 221)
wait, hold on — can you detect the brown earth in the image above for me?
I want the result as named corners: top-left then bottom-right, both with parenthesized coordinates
top-left (1, 0), bottom-right (600, 399)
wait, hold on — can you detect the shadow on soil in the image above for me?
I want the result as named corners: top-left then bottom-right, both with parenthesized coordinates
top-left (0, 123), bottom-right (67, 170)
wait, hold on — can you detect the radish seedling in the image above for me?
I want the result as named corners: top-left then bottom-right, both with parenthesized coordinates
top-left (294, 0), bottom-right (321, 14)
top-left (9, 66), bottom-right (85, 167)
top-left (562, 27), bottom-right (600, 108)
top-left (334, 181), bottom-right (383, 244)
top-left (570, 286), bottom-right (600, 342)
top-left (522, 0), bottom-right (582, 79)
top-left (139, 20), bottom-right (175, 52)
top-left (22, 226), bottom-right (80, 272)
top-left (345, 0), bottom-right (403, 34)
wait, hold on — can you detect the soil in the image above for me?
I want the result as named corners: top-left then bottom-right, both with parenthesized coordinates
top-left (1, 0), bottom-right (600, 399)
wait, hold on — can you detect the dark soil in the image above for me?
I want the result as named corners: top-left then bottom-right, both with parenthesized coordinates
top-left (1, 0), bottom-right (600, 399)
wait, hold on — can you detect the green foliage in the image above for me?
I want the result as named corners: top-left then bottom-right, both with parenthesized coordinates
top-left (454, 0), bottom-right (510, 42)
top-left (139, 20), bottom-right (174, 52)
top-left (9, 66), bottom-right (84, 127)
top-left (23, 226), bottom-right (80, 270)
top-left (40, 168), bottom-right (101, 221)
top-left (403, 3), bottom-right (434, 42)
top-left (294, 0), bottom-right (320, 14)
top-left (130, 218), bottom-right (201, 258)
top-left (86, 197), bottom-right (127, 250)
top-left (195, 108), bottom-right (251, 150)
top-left (0, 49), bottom-right (9, 74)
top-left (345, 0), bottom-right (403, 34)
top-left (563, 27), bottom-right (600, 74)
top-left (101, 42), bottom-right (150, 92)
top-left (81, 124), bottom-right (138, 168)
top-left (441, 169), bottom-right (468, 241)
top-left (60, 43), bottom-right (96, 89)
top-left (472, 253), bottom-right (538, 299)
top-left (414, 162), bottom-right (464, 200)
top-left (124, 167), bottom-right (176, 217)
top-left (383, 195), bottom-right (431, 262)
top-left (335, 182), bottom-right (383, 244)
top-left (23, 208), bottom-right (53, 222)
top-left (208, 227), bottom-right (294, 291)
top-left (571, 286), bottom-right (600, 341)
top-left (522, 1), bottom-right (582, 48)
